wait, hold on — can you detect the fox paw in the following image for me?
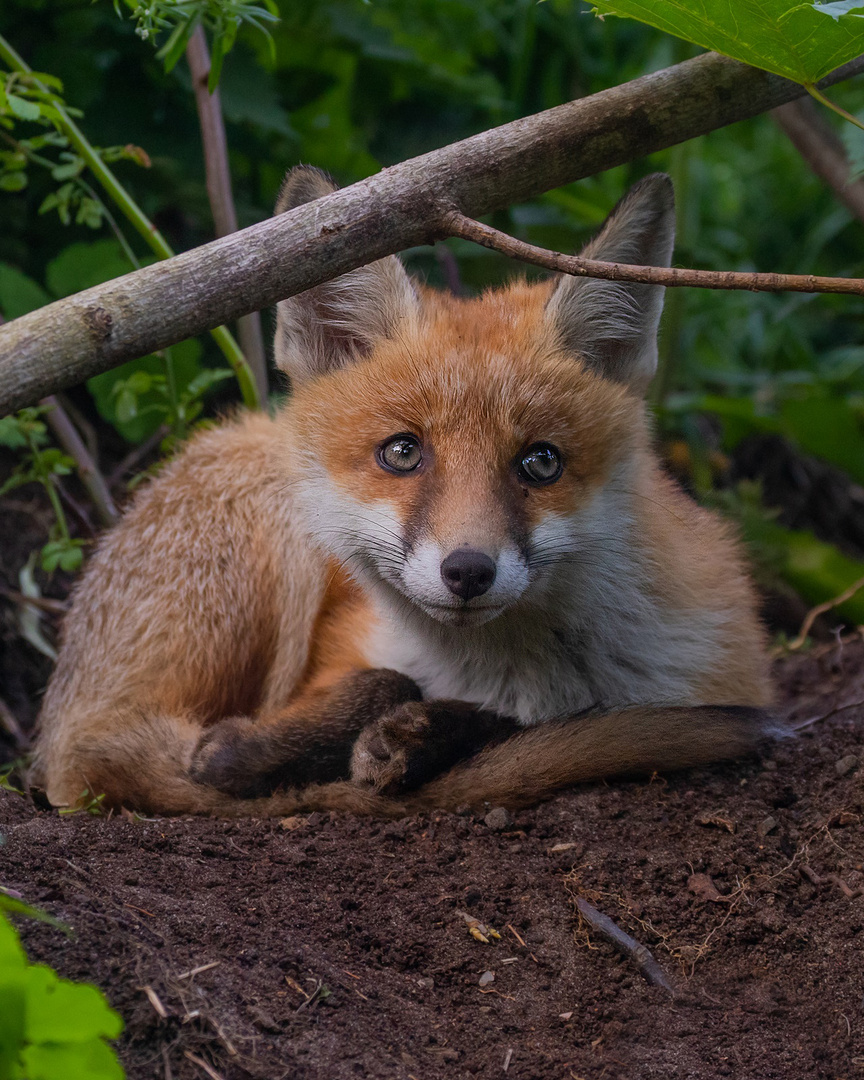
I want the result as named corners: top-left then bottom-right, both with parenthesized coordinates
top-left (350, 702), bottom-right (433, 794)
top-left (189, 716), bottom-right (263, 796)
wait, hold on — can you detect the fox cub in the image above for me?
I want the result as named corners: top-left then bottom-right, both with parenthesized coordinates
top-left (33, 167), bottom-right (772, 817)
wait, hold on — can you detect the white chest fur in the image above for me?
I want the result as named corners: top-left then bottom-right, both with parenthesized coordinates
top-left (362, 546), bottom-right (721, 725)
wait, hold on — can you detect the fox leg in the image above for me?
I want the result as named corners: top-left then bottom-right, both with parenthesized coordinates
top-left (188, 668), bottom-right (421, 797)
top-left (351, 700), bottom-right (520, 794)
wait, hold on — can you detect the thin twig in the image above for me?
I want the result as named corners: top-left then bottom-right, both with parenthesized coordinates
top-left (40, 395), bottom-right (118, 526)
top-left (176, 961), bottom-right (221, 980)
top-left (140, 985), bottom-right (169, 1019)
top-left (56, 391), bottom-right (99, 461)
top-left (183, 1051), bottom-right (225, 1080)
top-left (443, 211), bottom-right (864, 296)
top-left (573, 896), bottom-right (675, 993)
top-left (787, 574), bottom-right (864, 651)
top-left (0, 587), bottom-right (68, 615)
top-left (789, 699), bottom-right (864, 732)
top-left (773, 99), bottom-right (864, 224)
top-left (54, 475), bottom-right (94, 536)
top-left (108, 423), bottom-right (168, 490)
top-left (185, 26), bottom-right (268, 402)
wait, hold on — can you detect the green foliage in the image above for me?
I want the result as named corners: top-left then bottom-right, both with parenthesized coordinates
top-left (588, 0), bottom-right (864, 84)
top-left (0, 409), bottom-right (85, 573)
top-left (57, 791), bottom-right (109, 816)
top-left (114, 0), bottom-right (280, 90)
top-left (0, 911), bottom-right (124, 1080)
top-left (666, 384), bottom-right (864, 486)
top-left (0, 66), bottom-right (147, 230)
top-left (711, 482), bottom-right (864, 624)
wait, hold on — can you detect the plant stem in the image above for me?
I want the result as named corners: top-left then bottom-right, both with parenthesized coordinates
top-left (186, 25), bottom-right (269, 401)
top-left (774, 98), bottom-right (864, 224)
top-left (26, 428), bottom-right (70, 542)
top-left (0, 31), bottom-right (261, 410)
top-left (41, 395), bottom-right (119, 526)
top-left (160, 347), bottom-right (183, 441)
top-left (805, 83), bottom-right (864, 133)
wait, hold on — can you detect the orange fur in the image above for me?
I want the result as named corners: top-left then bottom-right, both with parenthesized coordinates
top-left (32, 168), bottom-right (772, 816)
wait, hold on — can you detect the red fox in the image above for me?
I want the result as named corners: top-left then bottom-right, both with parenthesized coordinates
top-left (32, 167), bottom-right (772, 817)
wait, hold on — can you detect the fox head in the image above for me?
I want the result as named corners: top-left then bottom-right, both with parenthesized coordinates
top-left (274, 167), bottom-right (675, 626)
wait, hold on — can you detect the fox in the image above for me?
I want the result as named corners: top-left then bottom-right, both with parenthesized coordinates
top-left (32, 166), bottom-right (773, 818)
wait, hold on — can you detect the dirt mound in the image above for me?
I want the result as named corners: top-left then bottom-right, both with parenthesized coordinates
top-left (1, 639), bottom-right (862, 1080)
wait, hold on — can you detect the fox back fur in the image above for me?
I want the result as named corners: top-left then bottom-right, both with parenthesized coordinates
top-left (33, 168), bottom-right (772, 817)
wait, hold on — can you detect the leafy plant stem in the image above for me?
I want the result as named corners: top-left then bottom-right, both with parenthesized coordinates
top-left (161, 347), bottom-right (183, 440)
top-left (805, 82), bottom-right (864, 133)
top-left (0, 31), bottom-right (261, 410)
top-left (26, 426), bottom-right (70, 542)
top-left (41, 394), bottom-right (119, 526)
top-left (79, 179), bottom-right (142, 269)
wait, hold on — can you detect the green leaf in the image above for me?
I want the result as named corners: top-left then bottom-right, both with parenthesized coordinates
top-left (50, 159), bottom-right (84, 182)
top-left (113, 388), bottom-right (138, 424)
top-left (0, 415), bottom-right (29, 449)
top-left (37, 448), bottom-right (75, 476)
top-left (87, 339), bottom-right (203, 443)
top-left (0, 469), bottom-right (36, 497)
top-left (0, 263), bottom-right (51, 319)
top-left (27, 71), bottom-right (64, 93)
top-left (5, 93), bottom-right (41, 122)
top-left (0, 913), bottom-right (27, 971)
top-left (21, 1039), bottom-right (125, 1080)
top-left (0, 171), bottom-right (27, 192)
top-left (45, 239), bottom-right (133, 298)
top-left (0, 893), bottom-right (69, 934)
top-left (40, 539), bottom-right (86, 574)
top-left (184, 368), bottom-right (233, 398)
top-left (589, 0), bottom-right (864, 84)
top-left (155, 14), bottom-right (198, 73)
top-left (24, 966), bottom-right (123, 1044)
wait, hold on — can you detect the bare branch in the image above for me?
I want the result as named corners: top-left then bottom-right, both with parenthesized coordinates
top-left (444, 211), bottom-right (864, 295)
top-left (2, 52), bottom-right (863, 415)
top-left (573, 896), bottom-right (675, 992)
top-left (773, 98), bottom-right (864, 223)
top-left (185, 26), bottom-right (268, 401)
top-left (40, 395), bottom-right (119, 526)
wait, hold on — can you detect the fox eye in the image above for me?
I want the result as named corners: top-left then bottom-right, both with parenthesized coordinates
top-left (518, 443), bottom-right (563, 486)
top-left (378, 434), bottom-right (423, 474)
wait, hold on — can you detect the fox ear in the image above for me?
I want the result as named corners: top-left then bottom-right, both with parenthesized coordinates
top-left (273, 166), bottom-right (418, 382)
top-left (546, 173), bottom-right (675, 395)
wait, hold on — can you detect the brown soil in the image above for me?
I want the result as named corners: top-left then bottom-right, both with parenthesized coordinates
top-left (2, 639), bottom-right (863, 1080)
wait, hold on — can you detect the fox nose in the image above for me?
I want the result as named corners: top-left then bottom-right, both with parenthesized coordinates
top-left (440, 548), bottom-right (497, 602)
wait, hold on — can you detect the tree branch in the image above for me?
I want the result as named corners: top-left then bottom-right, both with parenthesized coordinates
top-left (2, 52), bottom-right (863, 415)
top-left (773, 98), bottom-right (864, 223)
top-left (444, 211), bottom-right (864, 294)
top-left (41, 395), bottom-right (119, 527)
top-left (185, 26), bottom-right (268, 402)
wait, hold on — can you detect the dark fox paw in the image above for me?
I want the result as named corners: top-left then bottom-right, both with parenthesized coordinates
top-left (350, 702), bottom-right (434, 794)
top-left (189, 716), bottom-right (264, 796)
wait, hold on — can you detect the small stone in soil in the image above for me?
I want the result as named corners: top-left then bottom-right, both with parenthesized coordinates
top-left (484, 807), bottom-right (512, 831)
